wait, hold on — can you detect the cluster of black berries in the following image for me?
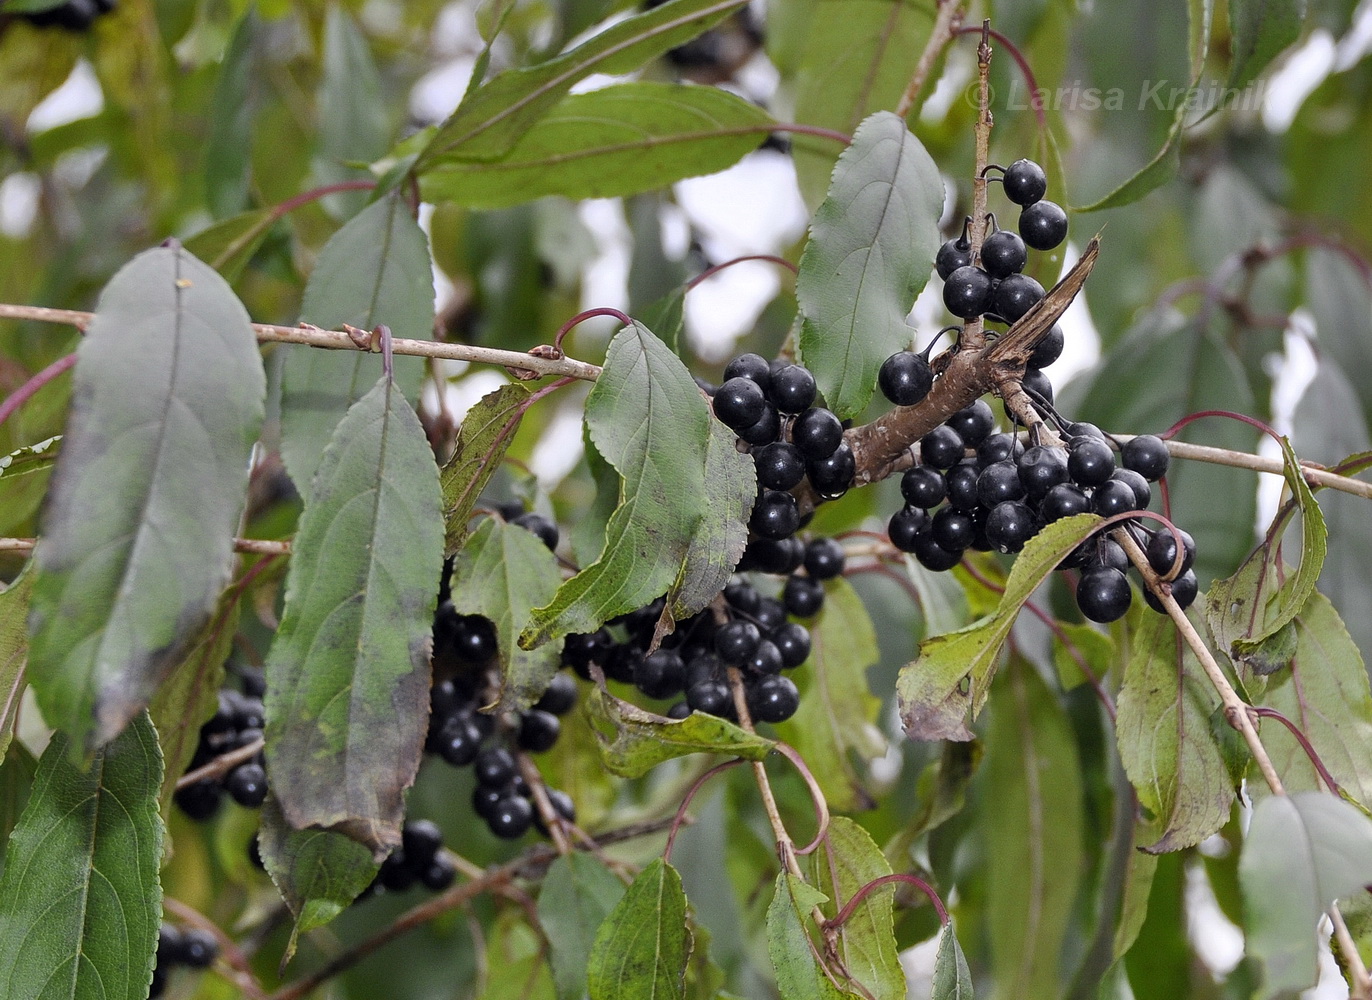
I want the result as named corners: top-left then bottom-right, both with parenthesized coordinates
top-left (173, 668), bottom-right (268, 820)
top-left (427, 515), bottom-right (578, 841)
top-left (367, 819), bottom-right (457, 896)
top-left (704, 354), bottom-right (854, 529)
top-left (15, 0), bottom-right (115, 30)
top-left (937, 158), bottom-right (1067, 326)
top-left (151, 923), bottom-right (217, 998)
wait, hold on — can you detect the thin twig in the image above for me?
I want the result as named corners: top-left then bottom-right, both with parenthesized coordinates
top-left (1330, 906), bottom-right (1372, 999)
top-left (1251, 707), bottom-right (1343, 797)
top-left (0, 536), bottom-right (290, 557)
top-left (175, 738), bottom-right (264, 791)
top-left (895, 0), bottom-right (963, 119)
top-left (726, 666), bottom-right (802, 877)
top-left (0, 352), bottom-right (76, 429)
top-left (824, 872), bottom-right (949, 931)
top-left (162, 897), bottom-right (269, 1000)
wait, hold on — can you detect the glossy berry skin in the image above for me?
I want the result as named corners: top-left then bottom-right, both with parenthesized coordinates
top-left (1019, 200), bottom-right (1069, 251)
top-left (878, 351), bottom-right (933, 406)
top-left (421, 854), bottom-right (458, 892)
top-left (1146, 528), bottom-right (1196, 578)
top-left (534, 672), bottom-right (578, 716)
top-left (1028, 325), bottom-right (1066, 369)
top-left (772, 622), bottom-right (812, 667)
top-left (931, 507), bottom-right (976, 551)
top-left (1076, 568), bottom-right (1133, 623)
top-left (714, 377), bottom-right (767, 430)
top-left (687, 679), bottom-right (733, 716)
top-left (945, 463), bottom-right (982, 511)
top-left (225, 762), bottom-right (268, 808)
top-left (1068, 438), bottom-right (1116, 486)
top-left (808, 444), bottom-right (855, 496)
top-left (977, 432), bottom-right (1017, 466)
top-left (1003, 158), bottom-right (1048, 206)
top-left (769, 365), bottom-right (817, 413)
top-left (437, 714), bottom-right (484, 766)
top-left (451, 614), bottom-right (499, 664)
top-left (723, 353), bottom-right (772, 390)
top-left (512, 512), bottom-right (558, 550)
top-left (920, 425), bottom-right (965, 470)
top-left (749, 675), bottom-right (800, 723)
top-left (1067, 422), bottom-right (1107, 443)
top-left (474, 746), bottom-right (517, 788)
top-left (724, 581), bottom-right (760, 615)
top-left (1017, 445), bottom-right (1069, 500)
top-left (803, 537), bottom-right (845, 579)
top-left (1144, 569), bottom-right (1199, 613)
top-left (1040, 482), bottom-right (1091, 522)
top-left (1111, 468), bottom-right (1152, 509)
top-left (716, 621), bottom-right (761, 662)
top-left (947, 399), bottom-right (996, 446)
top-left (1091, 479), bottom-right (1138, 517)
top-left (636, 649), bottom-right (686, 699)
top-left (984, 501), bottom-right (1037, 553)
top-left (737, 403), bottom-right (781, 445)
top-left (488, 796), bottom-right (535, 839)
top-left (753, 442), bottom-right (807, 490)
top-left (943, 265), bottom-right (994, 319)
top-left (888, 506), bottom-right (929, 552)
top-left (912, 531), bottom-right (963, 571)
top-left (756, 597), bottom-right (787, 632)
top-left (993, 273), bottom-right (1045, 323)
top-left (742, 536), bottom-right (804, 575)
top-left (518, 710), bottom-right (561, 752)
top-left (936, 237), bottom-right (972, 279)
top-left (783, 575), bottom-right (825, 618)
top-left (751, 490), bottom-right (800, 540)
top-left (1122, 435), bottom-right (1170, 480)
top-left (791, 407), bottom-right (843, 459)
top-left (901, 465), bottom-right (947, 508)
top-left (403, 819), bottom-right (444, 865)
top-left (747, 640), bottom-right (785, 675)
top-left (179, 929), bottom-right (219, 969)
top-left (980, 230), bottom-right (1028, 279)
top-left (977, 460), bottom-right (1026, 507)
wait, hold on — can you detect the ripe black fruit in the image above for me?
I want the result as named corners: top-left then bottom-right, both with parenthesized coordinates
top-left (980, 230), bottom-right (1028, 279)
top-left (993, 273), bottom-right (1045, 323)
top-left (488, 796), bottom-right (535, 839)
top-left (946, 399), bottom-right (995, 446)
top-left (723, 352), bottom-right (771, 389)
top-left (887, 506), bottom-right (929, 552)
top-left (1144, 569), bottom-right (1199, 613)
top-left (749, 675), bottom-right (800, 723)
top-left (931, 507), bottom-right (976, 550)
top-left (751, 490), bottom-right (800, 539)
top-left (1122, 435), bottom-right (1170, 481)
top-left (769, 364), bottom-right (817, 413)
top-left (534, 672), bottom-right (577, 716)
top-left (912, 531), bottom-right (963, 571)
top-left (792, 407), bottom-right (843, 459)
top-left (1040, 482), bottom-right (1091, 521)
top-left (714, 377), bottom-right (767, 429)
top-left (1002, 158), bottom-right (1048, 206)
top-left (920, 425), bottom-right (965, 470)
top-left (1028, 325), bottom-right (1065, 369)
top-left (1146, 528), bottom-right (1196, 578)
top-left (783, 575), bottom-right (825, 618)
top-left (944, 463), bottom-right (981, 511)
top-left (1017, 445), bottom-right (1069, 499)
top-left (1076, 568), bottom-right (1132, 623)
top-left (737, 403), bottom-right (781, 445)
top-left (1091, 479), bottom-right (1138, 517)
top-left (1111, 468), bottom-right (1152, 509)
top-left (1068, 438), bottom-right (1115, 486)
top-left (803, 537), bottom-right (845, 579)
top-left (977, 460), bottom-right (1026, 507)
top-left (518, 710), bottom-right (561, 752)
top-left (225, 762), bottom-right (268, 808)
top-left (753, 442), bottom-right (807, 490)
top-left (943, 265), bottom-right (994, 319)
top-left (901, 465), bottom-right (947, 508)
top-left (936, 236), bottom-right (973, 279)
top-left (772, 622), bottom-right (812, 667)
top-left (878, 351), bottom-right (933, 406)
top-left (1019, 200), bottom-right (1069, 251)
top-left (807, 443), bottom-right (855, 496)
top-left (984, 501), bottom-right (1036, 553)
top-left (716, 621), bottom-right (761, 662)
top-left (636, 649), bottom-right (687, 699)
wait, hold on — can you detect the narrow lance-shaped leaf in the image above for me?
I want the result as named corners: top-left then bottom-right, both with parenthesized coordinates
top-left (281, 191), bottom-right (434, 491)
top-left (931, 923), bottom-right (973, 1000)
top-left (522, 321), bottom-right (752, 647)
top-left (27, 244), bottom-right (265, 754)
top-left (774, 578), bottom-right (885, 812)
top-left (441, 382), bottom-right (531, 554)
top-left (539, 853), bottom-right (628, 1000)
top-left (265, 374), bottom-right (444, 856)
top-left (258, 797), bottom-right (378, 961)
top-left (314, 5), bottom-right (390, 218)
top-left (898, 514), bottom-right (1102, 742)
top-left (415, 0), bottom-right (747, 166)
top-left (0, 434), bottom-right (59, 536)
top-left (583, 680), bottom-right (773, 777)
top-left (796, 111), bottom-right (942, 421)
top-left (1115, 606), bottom-right (1236, 853)
top-left (0, 712), bottom-right (163, 1000)
top-left (1228, 0), bottom-right (1303, 90)
top-left (203, 6), bottom-right (257, 219)
top-left (0, 569), bottom-right (32, 766)
top-left (448, 518), bottom-right (562, 712)
top-left (809, 818), bottom-right (904, 1000)
top-left (420, 83), bottom-right (773, 208)
top-left (766, 873), bottom-right (848, 1000)
top-left (1240, 792), bottom-right (1372, 999)
top-left (587, 858), bottom-right (690, 1000)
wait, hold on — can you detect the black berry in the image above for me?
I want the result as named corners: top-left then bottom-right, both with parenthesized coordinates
top-left (980, 230), bottom-right (1027, 279)
top-left (943, 265), bottom-right (994, 319)
top-left (920, 425), bottom-right (965, 470)
top-left (1122, 435), bottom-right (1170, 481)
top-left (901, 465), bottom-right (947, 508)
top-left (878, 351), bottom-right (933, 406)
top-left (769, 364), bottom-right (817, 413)
top-left (993, 273), bottom-right (1045, 324)
top-left (1019, 200), bottom-right (1068, 251)
top-left (1076, 568), bottom-right (1132, 623)
top-left (1002, 158), bottom-right (1048, 206)
top-left (791, 407), bottom-right (843, 459)
top-left (753, 442), bottom-right (807, 490)
top-left (936, 236), bottom-right (973, 279)
top-left (714, 377), bottom-right (767, 430)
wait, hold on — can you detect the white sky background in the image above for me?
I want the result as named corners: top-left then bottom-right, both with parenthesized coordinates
top-left (14, 5), bottom-right (1372, 995)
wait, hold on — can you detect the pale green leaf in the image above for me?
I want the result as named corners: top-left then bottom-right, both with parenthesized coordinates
top-left (0, 434), bottom-right (59, 536)
top-left (265, 375), bottom-right (444, 856)
top-left (540, 853), bottom-right (628, 1000)
top-left (203, 7), bottom-right (257, 218)
top-left (766, 873), bottom-right (847, 1000)
top-left (587, 858), bottom-right (690, 1000)
top-left (440, 383), bottom-right (530, 554)
top-left (314, 5), bottom-right (390, 217)
top-left (27, 244), bottom-right (265, 754)
top-left (1228, 0), bottom-right (1304, 90)
top-left (931, 923), bottom-right (972, 1000)
top-left (182, 208), bottom-right (276, 285)
top-left (0, 569), bottom-right (32, 766)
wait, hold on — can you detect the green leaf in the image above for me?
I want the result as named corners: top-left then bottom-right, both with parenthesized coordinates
top-left (583, 680), bottom-right (773, 777)
top-left (182, 208), bottom-right (276, 285)
top-left (0, 569), bottom-right (32, 766)
top-left (779, 0), bottom-right (935, 207)
top-left (587, 858), bottom-right (690, 1000)
top-left (441, 383), bottom-right (531, 554)
top-left (521, 321), bottom-right (753, 647)
top-left (258, 797), bottom-right (378, 960)
top-left (203, 7), bottom-right (257, 219)
top-left (415, 0), bottom-right (747, 167)
top-left (982, 658), bottom-right (1083, 998)
top-left (539, 853), bottom-right (629, 1000)
top-left (809, 818), bottom-right (904, 1000)
top-left (147, 585), bottom-right (239, 819)
top-left (315, 5), bottom-right (390, 217)
top-left (1051, 620), bottom-right (1115, 692)
top-left (1074, 106), bottom-right (1185, 213)
top-left (1255, 591), bottom-right (1372, 806)
top-left (766, 873), bottom-right (847, 1000)
top-left (795, 111), bottom-right (942, 421)
top-left (774, 579), bottom-right (885, 812)
top-left (1115, 606), bottom-right (1236, 853)
top-left (0, 434), bottom-right (59, 536)
top-left (897, 514), bottom-right (1102, 741)
top-left (1240, 791), bottom-right (1372, 999)
top-left (265, 375), bottom-right (444, 856)
top-left (421, 82), bottom-right (772, 208)
top-left (0, 713), bottom-right (163, 1000)
top-left (281, 191), bottom-right (435, 491)
top-left (931, 923), bottom-right (973, 1000)
top-left (0, 743), bottom-right (36, 879)
top-left (27, 244), bottom-right (265, 754)
top-left (1227, 0), bottom-right (1304, 90)
top-left (449, 518), bottom-right (562, 712)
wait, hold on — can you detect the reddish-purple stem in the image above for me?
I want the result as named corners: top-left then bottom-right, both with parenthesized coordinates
top-left (268, 180), bottom-right (377, 221)
top-left (553, 308), bottom-right (634, 353)
top-left (663, 759), bottom-right (745, 865)
top-left (772, 742), bottom-right (830, 855)
top-left (827, 873), bottom-right (949, 930)
top-left (1160, 409), bottom-right (1282, 447)
top-left (0, 352), bottom-right (77, 430)
top-left (1023, 600), bottom-right (1117, 723)
top-left (774, 122), bottom-right (853, 145)
top-left (952, 25), bottom-right (1046, 129)
top-left (1253, 707), bottom-right (1345, 796)
top-left (685, 254), bottom-right (799, 292)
